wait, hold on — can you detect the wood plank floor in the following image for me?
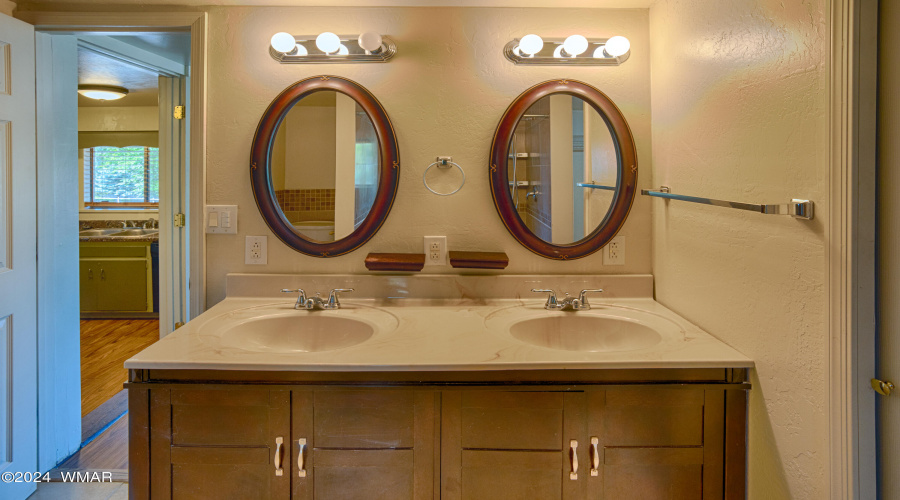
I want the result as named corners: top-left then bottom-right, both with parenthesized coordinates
top-left (81, 319), bottom-right (158, 416)
top-left (50, 414), bottom-right (128, 482)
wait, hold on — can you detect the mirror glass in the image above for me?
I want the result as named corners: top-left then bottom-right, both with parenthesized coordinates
top-left (270, 90), bottom-right (380, 242)
top-left (507, 95), bottom-right (618, 245)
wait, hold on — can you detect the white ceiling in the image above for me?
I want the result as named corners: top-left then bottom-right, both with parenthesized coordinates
top-left (77, 33), bottom-right (190, 108)
top-left (78, 48), bottom-right (159, 107)
top-left (27, 0), bottom-right (655, 7)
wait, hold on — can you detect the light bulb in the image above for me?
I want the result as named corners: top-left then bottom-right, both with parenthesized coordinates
top-left (592, 46), bottom-right (607, 58)
top-left (316, 32), bottom-right (342, 54)
top-left (358, 32), bottom-right (383, 52)
top-left (563, 34), bottom-right (588, 56)
top-left (517, 34), bottom-right (543, 56)
top-left (553, 45), bottom-right (567, 58)
top-left (270, 32), bottom-right (297, 54)
top-left (604, 36), bottom-right (630, 57)
top-left (337, 44), bottom-right (349, 56)
top-left (293, 43), bottom-right (308, 56)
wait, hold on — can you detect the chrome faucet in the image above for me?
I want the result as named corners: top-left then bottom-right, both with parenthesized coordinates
top-left (281, 288), bottom-right (354, 310)
top-left (143, 218), bottom-right (157, 229)
top-left (531, 288), bottom-right (603, 311)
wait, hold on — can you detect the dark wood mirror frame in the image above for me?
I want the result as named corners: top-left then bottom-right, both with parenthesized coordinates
top-left (250, 75), bottom-right (400, 258)
top-left (489, 79), bottom-right (638, 260)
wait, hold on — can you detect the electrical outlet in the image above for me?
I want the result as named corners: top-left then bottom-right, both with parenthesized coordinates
top-left (603, 235), bottom-right (625, 266)
top-left (245, 236), bottom-right (267, 265)
top-left (424, 236), bottom-right (447, 266)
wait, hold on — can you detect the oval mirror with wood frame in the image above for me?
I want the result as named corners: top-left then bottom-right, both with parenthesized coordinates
top-left (489, 79), bottom-right (637, 260)
top-left (250, 76), bottom-right (399, 257)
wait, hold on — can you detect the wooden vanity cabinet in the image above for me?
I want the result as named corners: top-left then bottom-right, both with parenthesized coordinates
top-left (128, 369), bottom-right (747, 500)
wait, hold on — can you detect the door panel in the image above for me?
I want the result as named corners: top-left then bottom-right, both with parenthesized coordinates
top-left (0, 12), bottom-right (37, 500)
top-left (79, 261), bottom-right (97, 311)
top-left (443, 390), bottom-right (584, 500)
top-left (96, 259), bottom-right (147, 311)
top-left (151, 388), bottom-right (291, 500)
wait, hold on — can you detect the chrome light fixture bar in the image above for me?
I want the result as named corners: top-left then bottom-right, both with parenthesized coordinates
top-left (503, 36), bottom-right (630, 66)
top-left (269, 32), bottom-right (397, 64)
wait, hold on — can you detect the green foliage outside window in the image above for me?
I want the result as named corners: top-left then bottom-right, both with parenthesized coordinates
top-left (84, 146), bottom-right (159, 206)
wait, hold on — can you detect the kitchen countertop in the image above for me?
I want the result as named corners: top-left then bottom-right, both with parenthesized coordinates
top-left (125, 293), bottom-right (753, 372)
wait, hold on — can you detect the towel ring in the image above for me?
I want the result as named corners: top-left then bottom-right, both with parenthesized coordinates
top-left (423, 156), bottom-right (466, 196)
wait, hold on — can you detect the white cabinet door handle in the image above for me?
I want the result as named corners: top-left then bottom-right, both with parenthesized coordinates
top-left (298, 438), bottom-right (307, 478)
top-left (274, 437), bottom-right (284, 476)
top-left (590, 437), bottom-right (599, 477)
top-left (569, 439), bottom-right (578, 480)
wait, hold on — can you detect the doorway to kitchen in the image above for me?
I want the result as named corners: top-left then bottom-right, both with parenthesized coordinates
top-left (40, 30), bottom-right (191, 480)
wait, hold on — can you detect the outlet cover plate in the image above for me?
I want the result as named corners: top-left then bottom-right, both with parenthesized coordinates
top-left (424, 236), bottom-right (447, 266)
top-left (603, 235), bottom-right (625, 266)
top-left (245, 235), bottom-right (267, 265)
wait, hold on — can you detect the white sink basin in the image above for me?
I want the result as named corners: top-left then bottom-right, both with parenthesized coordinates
top-left (508, 315), bottom-right (661, 352)
top-left (485, 305), bottom-right (682, 353)
top-left (201, 303), bottom-right (399, 353)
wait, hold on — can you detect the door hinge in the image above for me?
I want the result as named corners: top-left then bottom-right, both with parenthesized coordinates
top-left (174, 213), bottom-right (186, 227)
top-left (174, 105), bottom-right (185, 120)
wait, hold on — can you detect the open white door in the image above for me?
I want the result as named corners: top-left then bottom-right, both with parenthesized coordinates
top-left (0, 12), bottom-right (38, 500)
top-left (158, 75), bottom-right (188, 336)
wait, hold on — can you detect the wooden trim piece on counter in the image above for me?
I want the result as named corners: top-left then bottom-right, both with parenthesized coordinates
top-left (365, 253), bottom-right (426, 272)
top-left (448, 251), bottom-right (509, 269)
top-left (129, 367), bottom-right (746, 385)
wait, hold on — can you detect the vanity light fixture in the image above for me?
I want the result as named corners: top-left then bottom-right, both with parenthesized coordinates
top-left (77, 84), bottom-right (129, 100)
top-left (504, 35), bottom-right (630, 65)
top-left (269, 31), bottom-right (396, 63)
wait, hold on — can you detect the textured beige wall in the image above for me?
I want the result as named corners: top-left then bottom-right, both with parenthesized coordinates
top-left (205, 6), bottom-right (652, 304)
top-left (649, 0), bottom-right (828, 498)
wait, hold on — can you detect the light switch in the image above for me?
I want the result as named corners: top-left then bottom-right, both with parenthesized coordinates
top-left (206, 205), bottom-right (238, 234)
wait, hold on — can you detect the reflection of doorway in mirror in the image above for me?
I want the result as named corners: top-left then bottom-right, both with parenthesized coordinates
top-left (508, 97), bottom-right (551, 241)
top-left (335, 96), bottom-right (378, 239)
top-left (583, 101), bottom-right (617, 239)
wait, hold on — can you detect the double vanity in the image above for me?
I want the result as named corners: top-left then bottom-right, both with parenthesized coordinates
top-left (125, 274), bottom-right (752, 499)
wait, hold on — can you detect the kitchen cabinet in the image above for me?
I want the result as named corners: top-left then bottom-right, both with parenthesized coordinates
top-left (128, 369), bottom-right (747, 500)
top-left (80, 241), bottom-right (153, 313)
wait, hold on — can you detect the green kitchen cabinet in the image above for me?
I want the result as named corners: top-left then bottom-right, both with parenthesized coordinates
top-left (80, 241), bottom-right (153, 313)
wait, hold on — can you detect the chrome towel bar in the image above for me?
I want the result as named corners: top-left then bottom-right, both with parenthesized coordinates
top-left (641, 186), bottom-right (814, 220)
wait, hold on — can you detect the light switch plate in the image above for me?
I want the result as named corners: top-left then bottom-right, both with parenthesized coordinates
top-left (206, 205), bottom-right (238, 234)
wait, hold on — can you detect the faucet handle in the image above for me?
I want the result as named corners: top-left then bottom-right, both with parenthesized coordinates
top-left (282, 288), bottom-right (307, 309)
top-left (578, 289), bottom-right (603, 308)
top-left (531, 289), bottom-right (558, 307)
top-left (327, 288), bottom-right (354, 307)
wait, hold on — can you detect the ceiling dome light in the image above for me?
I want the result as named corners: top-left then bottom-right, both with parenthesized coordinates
top-left (517, 34), bottom-right (543, 56)
top-left (316, 32), bottom-right (342, 54)
top-left (604, 36), bottom-right (631, 57)
top-left (270, 32), bottom-right (297, 54)
top-left (77, 85), bottom-right (129, 101)
top-left (563, 34), bottom-right (588, 56)
top-left (358, 32), bottom-right (383, 52)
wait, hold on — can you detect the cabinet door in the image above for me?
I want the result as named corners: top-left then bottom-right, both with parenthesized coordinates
top-left (79, 261), bottom-right (97, 311)
top-left (292, 389), bottom-right (436, 500)
top-left (149, 388), bottom-right (291, 500)
top-left (96, 259), bottom-right (147, 311)
top-left (587, 388), bottom-right (723, 499)
top-left (441, 390), bottom-right (586, 500)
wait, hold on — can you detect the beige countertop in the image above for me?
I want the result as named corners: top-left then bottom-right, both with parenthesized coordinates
top-left (125, 274), bottom-right (753, 372)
